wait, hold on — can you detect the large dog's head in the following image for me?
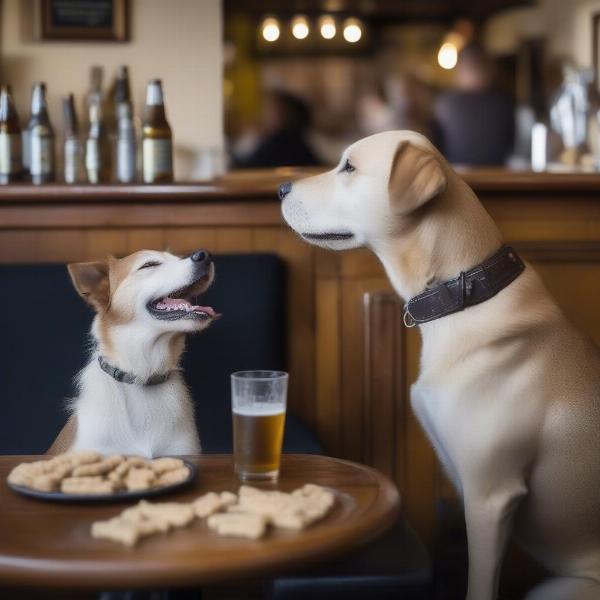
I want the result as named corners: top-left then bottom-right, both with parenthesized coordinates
top-left (68, 249), bottom-right (217, 335)
top-left (280, 130), bottom-right (448, 252)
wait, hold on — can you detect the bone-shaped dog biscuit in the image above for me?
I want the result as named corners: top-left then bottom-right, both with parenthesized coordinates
top-left (193, 491), bottom-right (238, 518)
top-left (30, 473), bottom-right (64, 492)
top-left (92, 516), bottom-right (141, 547)
top-left (150, 457), bottom-right (185, 474)
top-left (125, 467), bottom-right (156, 491)
top-left (157, 466), bottom-right (190, 487)
top-left (133, 500), bottom-right (196, 527)
top-left (107, 457), bottom-right (150, 488)
top-left (207, 512), bottom-right (267, 539)
top-left (91, 515), bottom-right (169, 547)
top-left (61, 450), bottom-right (102, 466)
top-left (61, 477), bottom-right (115, 495)
top-left (231, 484), bottom-right (335, 529)
top-left (72, 455), bottom-right (123, 477)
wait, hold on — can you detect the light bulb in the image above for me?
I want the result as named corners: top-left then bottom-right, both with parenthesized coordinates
top-left (292, 15), bottom-right (309, 40)
top-left (437, 42), bottom-right (458, 70)
top-left (262, 17), bottom-right (280, 42)
top-left (319, 15), bottom-right (336, 39)
top-left (343, 18), bottom-right (362, 43)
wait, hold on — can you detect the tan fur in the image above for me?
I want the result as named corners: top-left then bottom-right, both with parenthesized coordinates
top-left (282, 130), bottom-right (600, 600)
top-left (47, 415), bottom-right (77, 455)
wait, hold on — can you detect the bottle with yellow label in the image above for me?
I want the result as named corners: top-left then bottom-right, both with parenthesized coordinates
top-left (27, 82), bottom-right (55, 184)
top-left (0, 84), bottom-right (22, 184)
top-left (142, 79), bottom-right (173, 183)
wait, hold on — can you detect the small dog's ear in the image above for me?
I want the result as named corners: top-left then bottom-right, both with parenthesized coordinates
top-left (67, 261), bottom-right (110, 311)
top-left (388, 141), bottom-right (446, 214)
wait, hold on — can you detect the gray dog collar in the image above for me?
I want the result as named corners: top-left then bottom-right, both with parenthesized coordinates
top-left (97, 355), bottom-right (172, 386)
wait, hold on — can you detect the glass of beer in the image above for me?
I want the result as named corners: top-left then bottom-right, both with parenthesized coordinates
top-left (231, 370), bottom-right (288, 481)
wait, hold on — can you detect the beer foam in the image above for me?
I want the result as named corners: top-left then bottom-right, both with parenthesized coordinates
top-left (233, 404), bottom-right (285, 417)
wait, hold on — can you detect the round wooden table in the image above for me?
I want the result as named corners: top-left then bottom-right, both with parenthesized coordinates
top-left (0, 454), bottom-right (400, 590)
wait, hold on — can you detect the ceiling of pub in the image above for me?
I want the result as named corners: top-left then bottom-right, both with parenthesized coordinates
top-left (224, 0), bottom-right (533, 22)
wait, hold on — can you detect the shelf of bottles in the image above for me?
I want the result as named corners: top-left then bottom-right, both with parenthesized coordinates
top-left (0, 67), bottom-right (173, 186)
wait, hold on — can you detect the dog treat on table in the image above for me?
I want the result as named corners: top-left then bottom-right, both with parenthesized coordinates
top-left (30, 473), bottom-right (64, 492)
top-left (193, 491), bottom-right (238, 518)
top-left (109, 456), bottom-right (150, 484)
top-left (65, 450), bottom-right (102, 466)
top-left (88, 484), bottom-right (336, 546)
top-left (7, 452), bottom-right (191, 496)
top-left (207, 512), bottom-right (268, 540)
top-left (91, 515), bottom-right (170, 547)
top-left (72, 455), bottom-right (123, 477)
top-left (61, 476), bottom-right (115, 495)
top-left (127, 500), bottom-right (196, 527)
top-left (125, 467), bottom-right (157, 491)
top-left (229, 485), bottom-right (335, 529)
top-left (157, 466), bottom-right (190, 487)
top-left (150, 457), bottom-right (185, 474)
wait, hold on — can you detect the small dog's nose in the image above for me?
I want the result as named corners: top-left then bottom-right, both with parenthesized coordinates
top-left (278, 181), bottom-right (293, 200)
top-left (190, 249), bottom-right (212, 264)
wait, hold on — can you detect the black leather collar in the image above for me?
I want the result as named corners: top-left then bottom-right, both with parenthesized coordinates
top-left (403, 245), bottom-right (525, 327)
top-left (97, 355), bottom-right (172, 386)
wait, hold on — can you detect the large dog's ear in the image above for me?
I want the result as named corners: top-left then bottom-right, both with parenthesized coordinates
top-left (388, 141), bottom-right (447, 214)
top-left (68, 260), bottom-right (111, 312)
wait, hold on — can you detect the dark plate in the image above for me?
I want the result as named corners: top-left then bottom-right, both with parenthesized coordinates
top-left (7, 459), bottom-right (198, 503)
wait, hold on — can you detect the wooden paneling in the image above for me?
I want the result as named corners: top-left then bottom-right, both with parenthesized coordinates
top-left (363, 292), bottom-right (405, 481)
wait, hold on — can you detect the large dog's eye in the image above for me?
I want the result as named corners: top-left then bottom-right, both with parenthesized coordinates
top-left (138, 261), bottom-right (161, 270)
top-left (339, 159), bottom-right (356, 174)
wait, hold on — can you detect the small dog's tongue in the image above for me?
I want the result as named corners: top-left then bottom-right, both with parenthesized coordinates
top-left (156, 297), bottom-right (217, 316)
top-left (190, 304), bottom-right (217, 317)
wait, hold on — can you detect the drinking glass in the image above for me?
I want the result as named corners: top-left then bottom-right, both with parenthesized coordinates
top-left (231, 370), bottom-right (288, 481)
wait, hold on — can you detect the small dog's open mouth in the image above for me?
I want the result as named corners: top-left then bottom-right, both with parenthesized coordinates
top-left (302, 232), bottom-right (355, 241)
top-left (147, 276), bottom-right (219, 321)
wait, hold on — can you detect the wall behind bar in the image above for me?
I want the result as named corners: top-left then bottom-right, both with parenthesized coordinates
top-left (485, 0), bottom-right (600, 68)
top-left (0, 0), bottom-right (223, 179)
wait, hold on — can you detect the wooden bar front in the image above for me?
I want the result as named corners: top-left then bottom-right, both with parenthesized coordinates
top-left (1, 169), bottom-right (599, 545)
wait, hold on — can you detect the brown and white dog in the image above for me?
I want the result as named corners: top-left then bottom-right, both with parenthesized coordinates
top-left (50, 249), bottom-right (217, 458)
top-left (281, 131), bottom-right (600, 600)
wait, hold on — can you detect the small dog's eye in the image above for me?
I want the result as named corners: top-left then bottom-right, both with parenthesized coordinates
top-left (138, 261), bottom-right (161, 270)
top-left (340, 159), bottom-right (356, 174)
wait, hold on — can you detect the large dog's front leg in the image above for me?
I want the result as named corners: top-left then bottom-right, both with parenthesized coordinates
top-left (464, 486), bottom-right (526, 600)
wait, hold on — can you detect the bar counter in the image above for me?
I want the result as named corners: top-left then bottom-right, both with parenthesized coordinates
top-left (1, 167), bottom-right (599, 545)
top-left (1, 167), bottom-right (600, 203)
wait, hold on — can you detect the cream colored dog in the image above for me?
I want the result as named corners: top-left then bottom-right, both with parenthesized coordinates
top-left (50, 249), bottom-right (217, 457)
top-left (281, 131), bottom-right (600, 600)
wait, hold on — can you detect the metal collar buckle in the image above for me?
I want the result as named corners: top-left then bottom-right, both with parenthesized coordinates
top-left (403, 304), bottom-right (417, 328)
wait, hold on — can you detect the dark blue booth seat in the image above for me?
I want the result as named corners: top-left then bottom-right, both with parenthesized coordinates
top-left (0, 255), bottom-right (320, 455)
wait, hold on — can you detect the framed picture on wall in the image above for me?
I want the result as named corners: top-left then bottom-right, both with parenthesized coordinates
top-left (40, 0), bottom-right (128, 41)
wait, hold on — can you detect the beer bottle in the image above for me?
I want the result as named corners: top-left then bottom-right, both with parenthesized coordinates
top-left (27, 82), bottom-right (55, 184)
top-left (85, 98), bottom-right (111, 183)
top-left (63, 94), bottom-right (83, 184)
top-left (116, 101), bottom-right (137, 183)
top-left (86, 66), bottom-right (104, 111)
top-left (142, 79), bottom-right (173, 183)
top-left (0, 84), bottom-right (22, 184)
top-left (114, 65), bottom-right (131, 105)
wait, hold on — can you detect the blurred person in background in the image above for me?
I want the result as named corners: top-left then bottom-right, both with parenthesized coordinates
top-left (357, 82), bottom-right (399, 135)
top-left (357, 76), bottom-right (436, 138)
top-left (434, 42), bottom-right (515, 166)
top-left (233, 89), bottom-right (320, 168)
